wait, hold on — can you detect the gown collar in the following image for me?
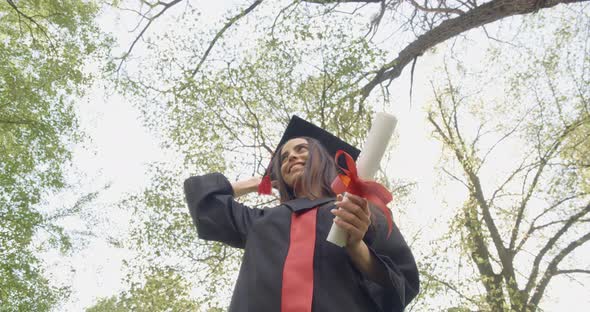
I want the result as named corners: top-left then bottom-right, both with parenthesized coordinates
top-left (282, 197), bottom-right (335, 212)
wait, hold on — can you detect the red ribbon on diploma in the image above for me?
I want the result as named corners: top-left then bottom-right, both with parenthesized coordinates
top-left (331, 150), bottom-right (394, 236)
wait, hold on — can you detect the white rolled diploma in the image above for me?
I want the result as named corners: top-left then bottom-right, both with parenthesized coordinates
top-left (326, 112), bottom-right (398, 247)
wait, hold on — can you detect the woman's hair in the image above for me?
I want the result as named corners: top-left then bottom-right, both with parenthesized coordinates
top-left (273, 136), bottom-right (337, 202)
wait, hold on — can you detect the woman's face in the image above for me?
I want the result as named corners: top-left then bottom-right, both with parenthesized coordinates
top-left (280, 137), bottom-right (309, 188)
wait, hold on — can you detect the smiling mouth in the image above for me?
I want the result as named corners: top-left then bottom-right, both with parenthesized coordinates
top-left (289, 162), bottom-right (305, 173)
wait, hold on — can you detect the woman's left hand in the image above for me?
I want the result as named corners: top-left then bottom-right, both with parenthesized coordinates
top-left (331, 193), bottom-right (371, 248)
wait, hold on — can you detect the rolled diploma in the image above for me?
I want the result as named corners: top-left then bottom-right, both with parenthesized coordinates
top-left (326, 112), bottom-right (398, 247)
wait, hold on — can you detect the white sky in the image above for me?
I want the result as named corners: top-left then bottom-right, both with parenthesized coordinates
top-left (38, 1), bottom-right (590, 311)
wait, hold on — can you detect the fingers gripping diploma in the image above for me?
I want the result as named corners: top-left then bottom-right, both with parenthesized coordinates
top-left (331, 193), bottom-right (371, 248)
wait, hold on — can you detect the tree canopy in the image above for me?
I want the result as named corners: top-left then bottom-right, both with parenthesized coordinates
top-left (0, 0), bottom-right (110, 310)
top-left (2, 0), bottom-right (589, 311)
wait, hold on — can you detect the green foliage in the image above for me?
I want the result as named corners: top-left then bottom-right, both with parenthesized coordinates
top-left (110, 164), bottom-right (241, 310)
top-left (562, 121), bottom-right (590, 191)
top-left (85, 267), bottom-right (200, 312)
top-left (0, 0), bottom-right (111, 310)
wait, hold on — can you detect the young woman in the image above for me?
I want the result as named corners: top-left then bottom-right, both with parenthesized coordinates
top-left (184, 119), bottom-right (419, 312)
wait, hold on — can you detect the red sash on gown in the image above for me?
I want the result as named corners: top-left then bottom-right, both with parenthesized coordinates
top-left (281, 207), bottom-right (318, 312)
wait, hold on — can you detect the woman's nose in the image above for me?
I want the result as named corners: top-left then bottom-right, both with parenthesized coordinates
top-left (288, 152), bottom-right (301, 162)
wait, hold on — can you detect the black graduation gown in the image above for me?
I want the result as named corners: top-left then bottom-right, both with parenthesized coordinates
top-left (184, 173), bottom-right (420, 312)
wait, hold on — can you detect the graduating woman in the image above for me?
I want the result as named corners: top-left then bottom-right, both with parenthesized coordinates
top-left (184, 116), bottom-right (419, 312)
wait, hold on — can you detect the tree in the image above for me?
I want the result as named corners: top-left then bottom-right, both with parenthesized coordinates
top-left (85, 267), bottom-right (201, 312)
top-left (423, 8), bottom-right (589, 311)
top-left (0, 0), bottom-right (111, 310)
top-left (115, 0), bottom-right (586, 103)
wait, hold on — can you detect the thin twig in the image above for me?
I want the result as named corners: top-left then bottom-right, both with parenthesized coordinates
top-left (117, 0), bottom-right (184, 72)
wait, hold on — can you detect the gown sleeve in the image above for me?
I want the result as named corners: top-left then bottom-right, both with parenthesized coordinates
top-left (183, 173), bottom-right (264, 249)
top-left (359, 206), bottom-right (420, 311)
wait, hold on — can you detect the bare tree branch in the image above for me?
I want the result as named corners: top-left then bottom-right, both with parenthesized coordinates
top-left (442, 167), bottom-right (470, 189)
top-left (183, 0), bottom-right (263, 84)
top-left (227, 71), bottom-right (274, 155)
top-left (525, 201), bottom-right (590, 296)
top-left (357, 0), bottom-right (585, 102)
top-left (528, 230), bottom-right (590, 309)
top-left (480, 107), bottom-right (533, 167)
top-left (487, 158), bottom-right (532, 208)
top-left (271, 1), bottom-right (301, 39)
top-left (117, 0), bottom-right (184, 72)
top-left (408, 0), bottom-right (465, 15)
top-left (555, 269), bottom-right (590, 275)
top-left (516, 192), bottom-right (590, 252)
top-left (365, 0), bottom-right (387, 38)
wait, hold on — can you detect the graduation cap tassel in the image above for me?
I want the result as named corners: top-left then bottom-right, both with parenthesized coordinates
top-left (258, 174), bottom-right (272, 195)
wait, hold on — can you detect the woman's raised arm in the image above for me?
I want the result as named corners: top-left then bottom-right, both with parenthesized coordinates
top-left (231, 176), bottom-right (262, 198)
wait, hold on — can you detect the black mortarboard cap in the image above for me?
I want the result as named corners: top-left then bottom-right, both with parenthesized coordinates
top-left (258, 115), bottom-right (360, 194)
